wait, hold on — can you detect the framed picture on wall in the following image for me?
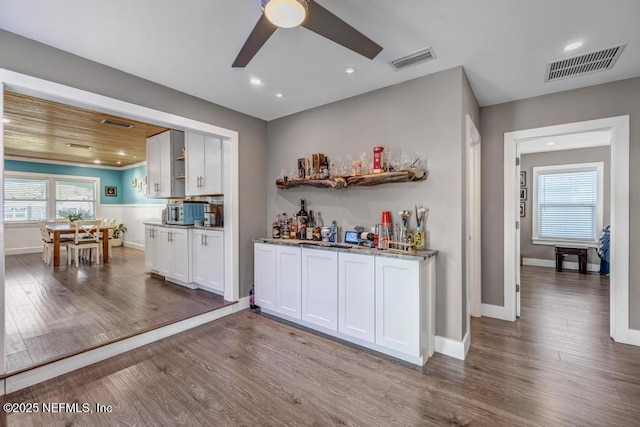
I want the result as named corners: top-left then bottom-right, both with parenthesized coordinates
top-left (520, 202), bottom-right (526, 217)
top-left (105, 186), bottom-right (117, 197)
top-left (520, 171), bottom-right (526, 187)
top-left (520, 188), bottom-right (527, 200)
top-left (131, 178), bottom-right (138, 187)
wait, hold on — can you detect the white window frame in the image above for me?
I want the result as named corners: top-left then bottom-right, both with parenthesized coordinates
top-left (532, 162), bottom-right (604, 247)
top-left (4, 171), bottom-right (100, 226)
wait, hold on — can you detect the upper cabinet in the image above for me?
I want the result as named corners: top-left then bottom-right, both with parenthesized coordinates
top-left (147, 130), bottom-right (185, 199)
top-left (185, 132), bottom-right (222, 196)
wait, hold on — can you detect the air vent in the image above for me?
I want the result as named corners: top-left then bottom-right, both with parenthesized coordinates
top-left (101, 119), bottom-right (134, 129)
top-left (390, 47), bottom-right (437, 71)
top-left (545, 43), bottom-right (626, 82)
top-left (66, 143), bottom-right (93, 149)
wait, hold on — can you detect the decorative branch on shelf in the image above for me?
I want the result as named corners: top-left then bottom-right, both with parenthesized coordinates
top-left (276, 170), bottom-right (427, 189)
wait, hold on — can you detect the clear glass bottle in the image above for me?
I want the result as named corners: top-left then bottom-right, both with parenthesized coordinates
top-left (313, 211), bottom-right (323, 241)
top-left (290, 213), bottom-right (298, 240)
top-left (306, 210), bottom-right (315, 240)
top-left (282, 213), bottom-right (290, 239)
top-left (272, 213), bottom-right (281, 239)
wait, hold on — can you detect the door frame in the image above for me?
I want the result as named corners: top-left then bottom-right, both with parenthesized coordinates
top-left (503, 116), bottom-right (634, 346)
top-left (465, 115), bottom-right (482, 321)
top-left (0, 68), bottom-right (242, 374)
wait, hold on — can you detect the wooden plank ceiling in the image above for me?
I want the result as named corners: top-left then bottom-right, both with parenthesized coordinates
top-left (3, 91), bottom-right (169, 167)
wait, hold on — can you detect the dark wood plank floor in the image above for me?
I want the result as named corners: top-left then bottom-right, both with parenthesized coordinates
top-left (4, 247), bottom-right (230, 374)
top-left (3, 266), bottom-right (640, 425)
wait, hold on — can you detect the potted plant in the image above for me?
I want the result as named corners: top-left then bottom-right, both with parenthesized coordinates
top-left (111, 223), bottom-right (127, 247)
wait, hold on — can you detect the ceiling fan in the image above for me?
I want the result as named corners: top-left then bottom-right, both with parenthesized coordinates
top-left (232, 0), bottom-right (383, 67)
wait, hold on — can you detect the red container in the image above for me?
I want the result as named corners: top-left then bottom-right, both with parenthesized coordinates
top-left (381, 211), bottom-right (391, 225)
top-left (373, 146), bottom-right (384, 173)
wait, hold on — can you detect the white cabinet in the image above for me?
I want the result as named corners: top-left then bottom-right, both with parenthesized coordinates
top-left (147, 130), bottom-right (185, 199)
top-left (191, 229), bottom-right (224, 294)
top-left (157, 227), bottom-right (191, 285)
top-left (375, 257), bottom-right (421, 357)
top-left (254, 243), bottom-right (277, 311)
top-left (338, 253), bottom-right (375, 343)
top-left (185, 133), bottom-right (222, 196)
top-left (144, 225), bottom-right (160, 272)
top-left (276, 246), bottom-right (302, 319)
top-left (302, 249), bottom-right (338, 331)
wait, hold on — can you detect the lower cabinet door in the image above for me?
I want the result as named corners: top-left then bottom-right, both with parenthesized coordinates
top-left (276, 246), bottom-right (302, 319)
top-left (191, 229), bottom-right (207, 285)
top-left (170, 228), bottom-right (190, 283)
top-left (302, 249), bottom-right (338, 331)
top-left (144, 226), bottom-right (156, 270)
top-left (338, 253), bottom-right (375, 342)
top-left (158, 228), bottom-right (173, 278)
top-left (205, 231), bottom-right (224, 293)
top-left (375, 257), bottom-right (420, 356)
top-left (254, 243), bottom-right (276, 311)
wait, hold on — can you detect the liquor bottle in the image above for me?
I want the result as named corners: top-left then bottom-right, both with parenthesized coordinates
top-left (313, 211), bottom-right (323, 241)
top-left (272, 213), bottom-right (281, 239)
top-left (282, 213), bottom-right (290, 239)
top-left (297, 199), bottom-right (308, 239)
top-left (306, 210), bottom-right (315, 240)
top-left (290, 214), bottom-right (298, 240)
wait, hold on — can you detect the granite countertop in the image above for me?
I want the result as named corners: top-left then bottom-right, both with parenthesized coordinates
top-left (144, 222), bottom-right (224, 231)
top-left (254, 237), bottom-right (437, 261)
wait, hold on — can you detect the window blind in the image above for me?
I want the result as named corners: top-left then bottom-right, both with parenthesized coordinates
top-left (4, 177), bottom-right (48, 221)
top-left (537, 169), bottom-right (597, 241)
top-left (55, 180), bottom-right (96, 219)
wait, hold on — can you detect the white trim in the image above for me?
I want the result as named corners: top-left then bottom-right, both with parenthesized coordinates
top-left (466, 114), bottom-right (482, 322)
top-left (123, 241), bottom-right (145, 251)
top-left (531, 239), bottom-right (597, 247)
top-left (4, 247), bottom-right (42, 256)
top-left (624, 328), bottom-right (640, 346)
top-left (0, 68), bottom-right (241, 376)
top-left (481, 303), bottom-right (513, 321)
top-left (435, 333), bottom-right (469, 360)
top-left (532, 162), bottom-right (604, 244)
top-left (504, 116), bottom-right (630, 346)
top-left (235, 296), bottom-right (251, 312)
top-left (4, 155), bottom-right (144, 171)
top-left (3, 304), bottom-right (238, 394)
top-left (523, 257), bottom-right (600, 272)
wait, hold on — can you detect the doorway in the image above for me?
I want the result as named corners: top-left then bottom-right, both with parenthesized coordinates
top-left (503, 116), bottom-right (632, 345)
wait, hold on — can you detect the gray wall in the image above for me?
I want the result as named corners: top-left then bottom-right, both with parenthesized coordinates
top-left (0, 30), bottom-right (267, 297)
top-left (520, 147), bottom-right (610, 265)
top-left (267, 66), bottom-right (476, 341)
top-left (480, 76), bottom-right (640, 329)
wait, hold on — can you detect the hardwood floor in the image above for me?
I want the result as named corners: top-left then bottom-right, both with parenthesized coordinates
top-left (3, 266), bottom-right (640, 425)
top-left (4, 247), bottom-right (230, 374)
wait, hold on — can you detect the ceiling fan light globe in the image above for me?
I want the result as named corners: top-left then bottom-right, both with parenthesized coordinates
top-left (264, 0), bottom-right (307, 28)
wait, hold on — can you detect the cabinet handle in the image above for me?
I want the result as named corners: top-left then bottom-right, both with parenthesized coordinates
top-left (200, 234), bottom-right (204, 246)
top-left (204, 235), bottom-right (208, 246)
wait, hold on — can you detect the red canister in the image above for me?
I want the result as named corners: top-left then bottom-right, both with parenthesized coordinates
top-left (373, 146), bottom-right (384, 173)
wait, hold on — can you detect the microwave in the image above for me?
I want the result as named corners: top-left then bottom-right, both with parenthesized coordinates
top-left (166, 203), bottom-right (205, 225)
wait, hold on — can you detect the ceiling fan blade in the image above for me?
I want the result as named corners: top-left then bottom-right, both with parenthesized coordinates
top-left (232, 14), bottom-right (278, 67)
top-left (302, 1), bottom-right (382, 60)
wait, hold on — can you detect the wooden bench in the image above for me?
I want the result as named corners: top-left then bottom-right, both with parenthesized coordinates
top-left (555, 246), bottom-right (589, 274)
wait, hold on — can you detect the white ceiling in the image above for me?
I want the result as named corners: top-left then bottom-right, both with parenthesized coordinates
top-left (0, 0), bottom-right (639, 121)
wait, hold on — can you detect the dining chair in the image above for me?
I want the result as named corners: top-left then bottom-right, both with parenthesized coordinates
top-left (40, 220), bottom-right (72, 265)
top-left (100, 219), bottom-right (117, 259)
top-left (67, 220), bottom-right (102, 266)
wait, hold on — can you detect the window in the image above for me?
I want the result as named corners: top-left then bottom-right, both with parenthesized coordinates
top-left (4, 172), bottom-right (99, 223)
top-left (532, 162), bottom-right (603, 245)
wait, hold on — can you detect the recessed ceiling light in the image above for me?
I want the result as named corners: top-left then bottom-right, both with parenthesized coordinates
top-left (118, 151), bottom-right (125, 156)
top-left (564, 41), bottom-right (583, 52)
top-left (345, 67), bottom-right (355, 74)
top-left (133, 156), bottom-right (138, 159)
top-left (117, 161), bottom-right (122, 165)
top-left (2, 118), bottom-right (10, 123)
top-left (275, 92), bottom-right (284, 98)
top-left (546, 141), bottom-right (555, 146)
top-left (94, 160), bottom-right (101, 164)
top-left (250, 77), bottom-right (262, 86)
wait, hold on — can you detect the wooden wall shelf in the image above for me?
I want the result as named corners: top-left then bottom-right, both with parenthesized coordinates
top-left (276, 170), bottom-right (427, 189)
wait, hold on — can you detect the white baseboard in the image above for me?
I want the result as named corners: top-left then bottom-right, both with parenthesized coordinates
top-left (5, 247), bottom-right (42, 255)
top-left (435, 333), bottom-right (469, 360)
top-left (123, 241), bottom-right (145, 251)
top-left (3, 304), bottom-right (237, 395)
top-left (523, 257), bottom-right (600, 272)
top-left (234, 296), bottom-right (250, 312)
top-left (481, 303), bottom-right (515, 321)
top-left (615, 327), bottom-right (640, 347)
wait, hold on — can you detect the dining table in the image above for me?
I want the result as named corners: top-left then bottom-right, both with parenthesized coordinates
top-left (45, 223), bottom-right (114, 267)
